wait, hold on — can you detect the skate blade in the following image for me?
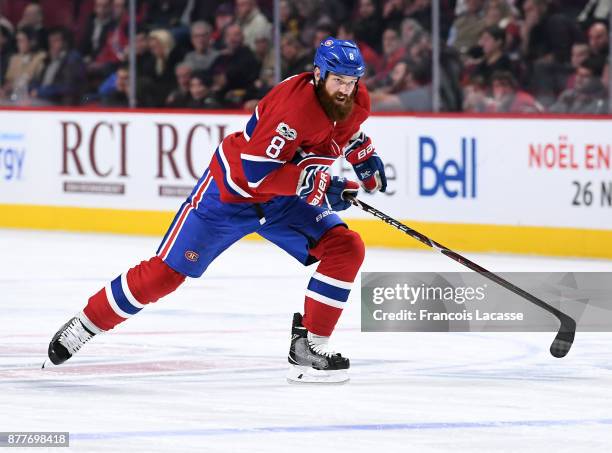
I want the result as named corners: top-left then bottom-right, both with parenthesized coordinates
top-left (286, 365), bottom-right (349, 384)
top-left (41, 359), bottom-right (57, 370)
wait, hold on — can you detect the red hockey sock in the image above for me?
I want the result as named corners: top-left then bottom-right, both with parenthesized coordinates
top-left (302, 226), bottom-right (365, 336)
top-left (82, 257), bottom-right (186, 331)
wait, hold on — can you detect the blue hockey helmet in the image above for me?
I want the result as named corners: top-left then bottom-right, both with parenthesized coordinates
top-left (314, 37), bottom-right (365, 80)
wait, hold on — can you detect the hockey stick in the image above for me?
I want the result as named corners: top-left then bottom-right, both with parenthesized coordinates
top-left (346, 196), bottom-right (576, 358)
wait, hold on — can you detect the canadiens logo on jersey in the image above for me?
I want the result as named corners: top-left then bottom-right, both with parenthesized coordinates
top-left (276, 122), bottom-right (297, 141)
top-left (184, 251), bottom-right (199, 262)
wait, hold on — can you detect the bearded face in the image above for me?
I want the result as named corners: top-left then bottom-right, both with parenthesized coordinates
top-left (314, 72), bottom-right (358, 122)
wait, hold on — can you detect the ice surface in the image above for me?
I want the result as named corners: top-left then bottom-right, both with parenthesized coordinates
top-left (1, 229), bottom-right (611, 452)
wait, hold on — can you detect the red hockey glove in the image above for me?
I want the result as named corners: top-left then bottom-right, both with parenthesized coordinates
top-left (344, 132), bottom-right (387, 193)
top-left (304, 171), bottom-right (359, 211)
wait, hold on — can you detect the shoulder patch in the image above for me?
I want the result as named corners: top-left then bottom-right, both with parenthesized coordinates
top-left (276, 122), bottom-right (297, 141)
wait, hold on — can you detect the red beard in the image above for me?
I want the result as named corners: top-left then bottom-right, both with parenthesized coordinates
top-left (315, 79), bottom-right (356, 122)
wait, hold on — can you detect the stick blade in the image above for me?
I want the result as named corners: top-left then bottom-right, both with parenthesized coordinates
top-left (550, 320), bottom-right (576, 358)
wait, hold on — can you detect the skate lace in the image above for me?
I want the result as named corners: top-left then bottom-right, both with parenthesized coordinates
top-left (60, 319), bottom-right (93, 354)
top-left (308, 341), bottom-right (337, 358)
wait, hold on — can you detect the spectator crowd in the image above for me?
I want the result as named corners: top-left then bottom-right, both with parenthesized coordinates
top-left (0, 0), bottom-right (610, 114)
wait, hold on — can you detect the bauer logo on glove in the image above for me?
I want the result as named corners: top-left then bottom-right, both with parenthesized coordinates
top-left (344, 131), bottom-right (387, 193)
top-left (301, 171), bottom-right (359, 211)
top-left (310, 171), bottom-right (330, 206)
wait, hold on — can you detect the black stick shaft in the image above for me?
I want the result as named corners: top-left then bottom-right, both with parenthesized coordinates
top-left (348, 197), bottom-right (574, 326)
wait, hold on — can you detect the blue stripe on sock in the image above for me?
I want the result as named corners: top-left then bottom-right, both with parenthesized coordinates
top-left (307, 278), bottom-right (350, 303)
top-left (111, 276), bottom-right (142, 315)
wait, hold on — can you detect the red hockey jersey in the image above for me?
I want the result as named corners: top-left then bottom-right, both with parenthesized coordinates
top-left (208, 72), bottom-right (370, 203)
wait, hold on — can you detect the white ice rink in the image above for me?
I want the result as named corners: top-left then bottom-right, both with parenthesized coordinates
top-left (1, 229), bottom-right (611, 452)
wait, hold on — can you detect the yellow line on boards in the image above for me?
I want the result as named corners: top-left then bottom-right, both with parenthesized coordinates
top-left (1, 204), bottom-right (610, 259)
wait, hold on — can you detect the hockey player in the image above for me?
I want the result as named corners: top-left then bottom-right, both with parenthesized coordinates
top-left (44, 37), bottom-right (387, 383)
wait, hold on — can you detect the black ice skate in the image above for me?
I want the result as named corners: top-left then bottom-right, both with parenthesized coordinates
top-left (287, 312), bottom-right (350, 384)
top-left (42, 315), bottom-right (97, 368)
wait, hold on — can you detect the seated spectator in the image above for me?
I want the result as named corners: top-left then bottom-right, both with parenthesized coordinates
top-left (371, 59), bottom-right (433, 112)
top-left (92, 0), bottom-right (130, 75)
top-left (18, 2), bottom-right (47, 50)
top-left (402, 22), bottom-right (465, 111)
top-left (242, 30), bottom-right (276, 109)
top-left (166, 62), bottom-right (192, 107)
top-left (400, 17), bottom-right (424, 49)
top-left (236, 0), bottom-right (272, 52)
top-left (100, 63), bottom-right (130, 106)
top-left (98, 62), bottom-right (154, 107)
top-left (209, 23), bottom-right (261, 106)
top-left (472, 25), bottom-right (514, 86)
top-left (31, 27), bottom-right (84, 105)
top-left (89, 25), bottom-right (154, 103)
top-left (211, 3), bottom-right (235, 50)
top-left (521, 0), bottom-right (581, 106)
top-left (1, 27), bottom-right (46, 103)
top-left (0, 23), bottom-right (14, 88)
top-left (483, 0), bottom-right (520, 57)
top-left (406, 30), bottom-right (432, 68)
top-left (280, 33), bottom-right (311, 79)
top-left (462, 74), bottom-right (488, 112)
top-left (550, 57), bottom-right (609, 114)
top-left (185, 73), bottom-right (222, 109)
top-left (366, 27), bottom-right (406, 90)
top-left (79, 0), bottom-right (116, 63)
top-left (149, 28), bottom-right (183, 106)
top-left (252, 30), bottom-right (274, 81)
top-left (447, 0), bottom-right (486, 56)
top-left (566, 42), bottom-right (590, 89)
top-left (484, 0), bottom-right (514, 29)
top-left (182, 21), bottom-right (219, 75)
top-left (587, 21), bottom-right (609, 68)
top-left (486, 70), bottom-right (543, 112)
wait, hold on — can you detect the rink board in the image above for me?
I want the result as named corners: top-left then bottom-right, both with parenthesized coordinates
top-left (0, 203), bottom-right (610, 258)
top-left (0, 108), bottom-right (610, 258)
